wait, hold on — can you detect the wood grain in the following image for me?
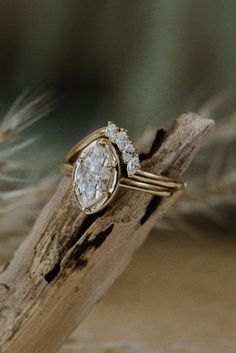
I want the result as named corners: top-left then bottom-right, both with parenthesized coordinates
top-left (0, 113), bottom-right (214, 353)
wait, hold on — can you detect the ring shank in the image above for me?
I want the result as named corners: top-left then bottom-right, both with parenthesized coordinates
top-left (61, 163), bottom-right (184, 198)
top-left (120, 170), bottom-right (184, 197)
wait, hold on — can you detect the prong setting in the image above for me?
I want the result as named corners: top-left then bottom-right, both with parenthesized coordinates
top-left (72, 138), bottom-right (120, 214)
top-left (105, 122), bottom-right (140, 176)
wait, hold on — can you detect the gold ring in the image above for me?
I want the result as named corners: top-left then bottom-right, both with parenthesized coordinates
top-left (61, 122), bottom-right (185, 214)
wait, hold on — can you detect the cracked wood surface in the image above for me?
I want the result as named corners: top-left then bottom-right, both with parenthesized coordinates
top-left (0, 113), bottom-right (214, 353)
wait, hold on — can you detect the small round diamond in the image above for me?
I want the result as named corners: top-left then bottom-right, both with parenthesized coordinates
top-left (127, 155), bottom-right (140, 176)
top-left (116, 130), bottom-right (129, 151)
top-left (105, 122), bottom-right (117, 143)
top-left (122, 143), bottom-right (135, 163)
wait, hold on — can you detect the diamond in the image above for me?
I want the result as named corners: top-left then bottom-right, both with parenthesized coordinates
top-left (73, 139), bottom-right (119, 213)
top-left (116, 130), bottom-right (129, 151)
top-left (105, 122), bottom-right (117, 143)
top-left (127, 155), bottom-right (140, 176)
top-left (122, 143), bottom-right (135, 163)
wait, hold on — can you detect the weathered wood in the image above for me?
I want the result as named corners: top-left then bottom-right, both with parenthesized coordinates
top-left (0, 113), bottom-right (214, 353)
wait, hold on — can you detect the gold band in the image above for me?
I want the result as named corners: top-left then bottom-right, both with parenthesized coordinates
top-left (61, 163), bottom-right (184, 198)
top-left (66, 128), bottom-right (105, 164)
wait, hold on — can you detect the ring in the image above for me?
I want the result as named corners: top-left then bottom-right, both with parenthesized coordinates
top-left (61, 122), bottom-right (185, 214)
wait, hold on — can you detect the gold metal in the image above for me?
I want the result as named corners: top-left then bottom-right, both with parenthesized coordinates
top-left (119, 178), bottom-right (172, 197)
top-left (61, 163), bottom-right (73, 176)
top-left (66, 128), bottom-right (105, 163)
top-left (72, 137), bottom-right (121, 214)
top-left (131, 170), bottom-right (185, 191)
top-left (61, 125), bottom-right (185, 213)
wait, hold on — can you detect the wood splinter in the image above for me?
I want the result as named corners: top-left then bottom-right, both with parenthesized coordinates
top-left (0, 113), bottom-right (214, 353)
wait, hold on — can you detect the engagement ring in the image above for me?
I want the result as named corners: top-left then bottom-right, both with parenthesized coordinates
top-left (61, 122), bottom-right (185, 214)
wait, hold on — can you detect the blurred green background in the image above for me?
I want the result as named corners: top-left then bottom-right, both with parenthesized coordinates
top-left (0, 0), bottom-right (236, 222)
top-left (1, 0), bottom-right (236, 147)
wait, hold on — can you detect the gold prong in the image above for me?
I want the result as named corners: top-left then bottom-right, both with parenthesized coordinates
top-left (108, 120), bottom-right (116, 125)
top-left (97, 139), bottom-right (105, 146)
top-left (75, 157), bottom-right (83, 165)
top-left (107, 162), bottom-right (116, 169)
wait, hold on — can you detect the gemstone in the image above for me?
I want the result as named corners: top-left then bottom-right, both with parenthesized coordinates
top-left (105, 122), bottom-right (117, 143)
top-left (116, 130), bottom-right (129, 151)
top-left (73, 139), bottom-right (118, 212)
top-left (122, 143), bottom-right (135, 163)
top-left (127, 155), bottom-right (140, 176)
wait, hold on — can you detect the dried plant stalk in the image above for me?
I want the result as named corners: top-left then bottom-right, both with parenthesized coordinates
top-left (0, 113), bottom-right (214, 353)
top-left (0, 94), bottom-right (55, 263)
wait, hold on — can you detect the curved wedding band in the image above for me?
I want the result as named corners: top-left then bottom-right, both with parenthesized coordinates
top-left (61, 122), bottom-right (185, 214)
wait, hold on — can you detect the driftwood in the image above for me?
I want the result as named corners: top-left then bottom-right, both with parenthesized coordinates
top-left (0, 113), bottom-right (214, 353)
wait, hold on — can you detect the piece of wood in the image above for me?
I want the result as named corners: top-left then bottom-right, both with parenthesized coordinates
top-left (0, 113), bottom-right (214, 353)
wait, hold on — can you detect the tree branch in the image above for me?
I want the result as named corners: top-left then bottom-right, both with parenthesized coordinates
top-left (0, 113), bottom-right (214, 353)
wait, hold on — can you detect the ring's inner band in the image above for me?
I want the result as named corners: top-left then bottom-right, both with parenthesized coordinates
top-left (61, 163), bottom-right (184, 198)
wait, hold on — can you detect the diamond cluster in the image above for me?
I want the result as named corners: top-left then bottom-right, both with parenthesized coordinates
top-left (105, 122), bottom-right (140, 176)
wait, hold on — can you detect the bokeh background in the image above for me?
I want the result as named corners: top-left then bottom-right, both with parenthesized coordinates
top-left (0, 1), bottom-right (236, 353)
top-left (1, 1), bottom-right (236, 138)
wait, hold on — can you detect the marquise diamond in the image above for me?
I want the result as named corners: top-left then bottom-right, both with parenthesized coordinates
top-left (127, 155), bottom-right (140, 176)
top-left (105, 122), bottom-right (117, 142)
top-left (116, 130), bottom-right (129, 151)
top-left (73, 140), bottom-right (118, 212)
top-left (122, 143), bottom-right (135, 162)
